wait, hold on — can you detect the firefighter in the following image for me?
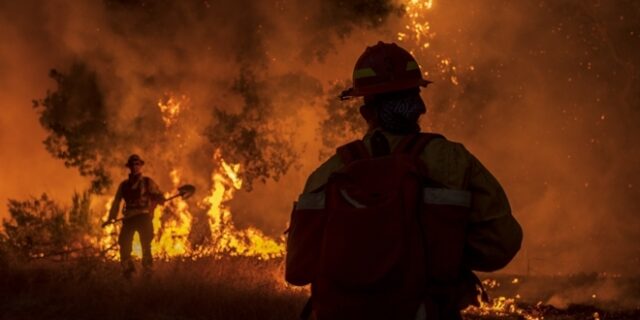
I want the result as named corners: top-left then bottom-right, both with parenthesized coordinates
top-left (103, 154), bottom-right (164, 278)
top-left (286, 42), bottom-right (523, 319)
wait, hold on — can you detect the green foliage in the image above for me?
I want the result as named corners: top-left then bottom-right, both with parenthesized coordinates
top-left (1, 192), bottom-right (99, 260)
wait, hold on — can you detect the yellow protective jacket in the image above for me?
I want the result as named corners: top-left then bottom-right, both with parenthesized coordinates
top-left (301, 130), bottom-right (522, 272)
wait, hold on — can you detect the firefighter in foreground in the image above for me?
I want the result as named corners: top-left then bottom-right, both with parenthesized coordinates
top-left (103, 154), bottom-right (164, 278)
top-left (285, 42), bottom-right (523, 319)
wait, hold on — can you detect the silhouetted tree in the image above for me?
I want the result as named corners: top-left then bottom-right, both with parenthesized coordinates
top-left (32, 64), bottom-right (114, 194)
top-left (1, 192), bottom-right (99, 260)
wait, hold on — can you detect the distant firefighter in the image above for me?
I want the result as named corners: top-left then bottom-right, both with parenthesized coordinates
top-left (285, 42), bottom-right (522, 320)
top-left (103, 154), bottom-right (165, 279)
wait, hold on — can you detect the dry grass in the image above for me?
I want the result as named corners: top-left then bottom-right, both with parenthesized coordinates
top-left (1, 257), bottom-right (639, 320)
top-left (0, 257), bottom-right (308, 320)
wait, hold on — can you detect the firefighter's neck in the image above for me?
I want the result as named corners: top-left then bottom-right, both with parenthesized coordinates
top-left (364, 116), bottom-right (381, 133)
top-left (129, 169), bottom-right (142, 178)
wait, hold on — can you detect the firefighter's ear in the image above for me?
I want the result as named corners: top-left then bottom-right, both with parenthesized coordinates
top-left (360, 104), bottom-right (380, 130)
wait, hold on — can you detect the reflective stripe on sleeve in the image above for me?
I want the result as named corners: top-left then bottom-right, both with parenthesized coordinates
top-left (295, 192), bottom-right (325, 210)
top-left (339, 189), bottom-right (366, 208)
top-left (295, 188), bottom-right (470, 209)
top-left (423, 188), bottom-right (471, 207)
top-left (406, 60), bottom-right (419, 71)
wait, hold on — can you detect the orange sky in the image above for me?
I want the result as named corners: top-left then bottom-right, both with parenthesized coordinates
top-left (1, 0), bottom-right (639, 275)
top-left (0, 10), bottom-right (87, 204)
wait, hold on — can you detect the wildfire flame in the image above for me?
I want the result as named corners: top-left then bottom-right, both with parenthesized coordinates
top-left (201, 150), bottom-right (284, 260)
top-left (100, 199), bottom-right (118, 259)
top-left (151, 169), bottom-right (192, 259)
top-left (99, 94), bottom-right (284, 261)
top-left (399, 0), bottom-right (435, 47)
top-left (157, 94), bottom-right (188, 127)
top-left (98, 0), bottom-right (465, 266)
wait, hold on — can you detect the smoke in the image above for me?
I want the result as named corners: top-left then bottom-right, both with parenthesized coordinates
top-left (317, 0), bottom-right (640, 275)
top-left (401, 0), bottom-right (640, 274)
top-left (1, 0), bottom-right (639, 275)
top-left (20, 0), bottom-right (402, 195)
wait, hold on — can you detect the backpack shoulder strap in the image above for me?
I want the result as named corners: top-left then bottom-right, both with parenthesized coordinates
top-left (336, 140), bottom-right (370, 165)
top-left (141, 176), bottom-right (150, 195)
top-left (393, 133), bottom-right (445, 157)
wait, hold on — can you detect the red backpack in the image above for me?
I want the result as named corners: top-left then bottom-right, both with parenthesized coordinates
top-left (286, 133), bottom-right (472, 320)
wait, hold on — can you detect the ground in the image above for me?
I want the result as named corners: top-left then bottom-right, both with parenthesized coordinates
top-left (1, 257), bottom-right (638, 319)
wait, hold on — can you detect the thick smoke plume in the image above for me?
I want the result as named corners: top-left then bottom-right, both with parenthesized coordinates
top-left (26, 0), bottom-right (402, 193)
top-left (1, 0), bottom-right (639, 276)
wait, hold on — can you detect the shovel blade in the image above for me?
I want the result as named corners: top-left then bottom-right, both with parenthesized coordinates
top-left (177, 184), bottom-right (196, 199)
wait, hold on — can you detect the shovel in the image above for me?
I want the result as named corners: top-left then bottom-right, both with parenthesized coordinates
top-left (164, 184), bottom-right (196, 201)
top-left (102, 184), bottom-right (196, 227)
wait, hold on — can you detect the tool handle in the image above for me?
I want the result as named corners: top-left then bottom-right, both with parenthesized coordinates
top-left (164, 193), bottom-right (182, 201)
top-left (101, 192), bottom-right (183, 228)
top-left (102, 212), bottom-right (148, 227)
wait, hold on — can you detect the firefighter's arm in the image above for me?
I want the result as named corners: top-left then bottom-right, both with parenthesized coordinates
top-left (105, 183), bottom-right (123, 224)
top-left (146, 178), bottom-right (165, 204)
top-left (463, 151), bottom-right (523, 272)
top-left (287, 155), bottom-right (342, 285)
top-left (302, 154), bottom-right (344, 194)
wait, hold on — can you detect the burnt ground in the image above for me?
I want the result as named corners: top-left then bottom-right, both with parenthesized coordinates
top-left (1, 258), bottom-right (639, 319)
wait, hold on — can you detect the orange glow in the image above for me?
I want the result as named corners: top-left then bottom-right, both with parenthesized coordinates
top-left (201, 150), bottom-right (285, 260)
top-left (100, 199), bottom-right (118, 260)
top-left (157, 94), bottom-right (188, 127)
top-left (151, 169), bottom-right (192, 259)
top-left (400, 0), bottom-right (435, 49)
top-left (99, 95), bottom-right (284, 261)
top-left (399, 0), bottom-right (460, 85)
top-left (462, 279), bottom-right (541, 320)
top-left (2, 0), bottom-right (637, 280)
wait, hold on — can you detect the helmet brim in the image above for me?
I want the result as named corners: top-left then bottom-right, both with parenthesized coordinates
top-left (125, 160), bottom-right (145, 167)
top-left (340, 78), bottom-right (432, 100)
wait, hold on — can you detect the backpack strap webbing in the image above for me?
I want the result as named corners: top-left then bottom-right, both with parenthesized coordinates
top-left (142, 176), bottom-right (149, 195)
top-left (299, 297), bottom-right (313, 320)
top-left (336, 140), bottom-right (370, 165)
top-left (394, 133), bottom-right (445, 157)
